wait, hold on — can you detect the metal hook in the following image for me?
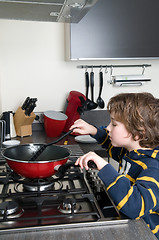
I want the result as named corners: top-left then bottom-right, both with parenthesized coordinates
top-left (100, 65), bottom-right (102, 72)
top-left (105, 65), bottom-right (108, 74)
top-left (142, 65), bottom-right (146, 75)
top-left (91, 66), bottom-right (93, 72)
top-left (85, 66), bottom-right (88, 73)
top-left (110, 65), bottom-right (113, 76)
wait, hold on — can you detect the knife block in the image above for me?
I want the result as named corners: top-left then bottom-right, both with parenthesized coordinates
top-left (13, 107), bottom-right (36, 137)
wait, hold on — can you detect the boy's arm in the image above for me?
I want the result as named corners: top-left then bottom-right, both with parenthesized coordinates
top-left (98, 164), bottom-right (159, 219)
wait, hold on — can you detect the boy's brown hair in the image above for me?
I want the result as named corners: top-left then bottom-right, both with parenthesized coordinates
top-left (107, 92), bottom-right (159, 149)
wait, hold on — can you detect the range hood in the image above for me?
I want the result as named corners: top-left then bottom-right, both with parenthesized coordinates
top-left (0, 0), bottom-right (98, 23)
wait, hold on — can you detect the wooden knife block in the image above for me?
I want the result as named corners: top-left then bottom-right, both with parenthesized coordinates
top-left (13, 107), bottom-right (36, 137)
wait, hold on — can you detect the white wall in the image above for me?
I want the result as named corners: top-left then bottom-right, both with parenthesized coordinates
top-left (0, 19), bottom-right (159, 114)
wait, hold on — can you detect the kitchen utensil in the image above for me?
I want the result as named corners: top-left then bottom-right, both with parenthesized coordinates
top-left (30, 129), bottom-right (74, 161)
top-left (44, 111), bottom-right (68, 137)
top-left (85, 71), bottom-right (92, 110)
top-left (2, 144), bottom-right (71, 179)
top-left (97, 71), bottom-right (105, 109)
top-left (89, 71), bottom-right (98, 109)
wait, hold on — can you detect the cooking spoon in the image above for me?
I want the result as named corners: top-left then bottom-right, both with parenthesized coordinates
top-left (97, 71), bottom-right (105, 109)
top-left (30, 129), bottom-right (74, 161)
top-left (85, 71), bottom-right (92, 110)
top-left (89, 71), bottom-right (98, 110)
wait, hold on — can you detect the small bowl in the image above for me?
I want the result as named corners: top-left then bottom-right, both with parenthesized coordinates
top-left (44, 111), bottom-right (68, 137)
top-left (3, 140), bottom-right (20, 148)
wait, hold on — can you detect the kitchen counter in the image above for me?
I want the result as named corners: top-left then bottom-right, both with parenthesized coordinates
top-left (15, 128), bottom-right (105, 154)
top-left (0, 130), bottom-right (157, 240)
top-left (0, 219), bottom-right (156, 240)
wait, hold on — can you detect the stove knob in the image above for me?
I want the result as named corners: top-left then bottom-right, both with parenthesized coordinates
top-left (86, 170), bottom-right (92, 179)
top-left (91, 177), bottom-right (99, 188)
top-left (94, 182), bottom-right (104, 193)
top-left (86, 170), bottom-right (96, 182)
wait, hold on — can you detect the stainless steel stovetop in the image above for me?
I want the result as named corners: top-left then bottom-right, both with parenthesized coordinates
top-left (0, 145), bottom-right (128, 233)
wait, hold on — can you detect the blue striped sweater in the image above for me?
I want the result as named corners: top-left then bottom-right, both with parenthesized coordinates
top-left (94, 127), bottom-right (159, 239)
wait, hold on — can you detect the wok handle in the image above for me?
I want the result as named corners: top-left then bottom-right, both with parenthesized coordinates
top-left (88, 160), bottom-right (97, 169)
top-left (55, 162), bottom-right (76, 178)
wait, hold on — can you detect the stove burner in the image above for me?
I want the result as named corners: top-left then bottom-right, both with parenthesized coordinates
top-left (0, 201), bottom-right (23, 218)
top-left (58, 198), bottom-right (81, 214)
top-left (14, 178), bottom-right (63, 192)
top-left (0, 201), bottom-right (18, 215)
top-left (23, 180), bottom-right (55, 192)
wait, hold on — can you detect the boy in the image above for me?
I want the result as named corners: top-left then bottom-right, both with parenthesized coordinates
top-left (70, 92), bottom-right (159, 239)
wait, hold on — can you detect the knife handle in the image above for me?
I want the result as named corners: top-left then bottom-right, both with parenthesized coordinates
top-left (25, 102), bottom-right (35, 116)
top-left (21, 97), bottom-right (30, 110)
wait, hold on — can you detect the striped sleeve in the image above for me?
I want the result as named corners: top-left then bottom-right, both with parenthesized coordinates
top-left (98, 165), bottom-right (159, 219)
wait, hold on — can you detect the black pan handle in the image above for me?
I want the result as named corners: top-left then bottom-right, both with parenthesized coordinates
top-left (70, 158), bottom-right (97, 169)
top-left (88, 160), bottom-right (97, 169)
top-left (55, 162), bottom-right (76, 178)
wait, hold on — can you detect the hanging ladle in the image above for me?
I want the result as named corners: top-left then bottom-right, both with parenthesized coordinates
top-left (97, 69), bottom-right (105, 109)
top-left (30, 129), bottom-right (74, 161)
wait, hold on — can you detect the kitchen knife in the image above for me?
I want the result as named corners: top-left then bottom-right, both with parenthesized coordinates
top-left (21, 97), bottom-right (30, 110)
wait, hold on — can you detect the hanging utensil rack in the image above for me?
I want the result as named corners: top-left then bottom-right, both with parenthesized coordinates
top-left (77, 64), bottom-right (151, 87)
top-left (77, 64), bottom-right (151, 69)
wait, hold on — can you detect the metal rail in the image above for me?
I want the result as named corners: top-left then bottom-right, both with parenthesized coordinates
top-left (77, 64), bottom-right (151, 69)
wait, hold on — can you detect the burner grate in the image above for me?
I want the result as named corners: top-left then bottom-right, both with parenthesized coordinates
top-left (0, 148), bottom-right (5, 164)
top-left (62, 144), bottom-right (84, 158)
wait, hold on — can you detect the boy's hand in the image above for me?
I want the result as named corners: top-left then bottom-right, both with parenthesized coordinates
top-left (75, 152), bottom-right (108, 171)
top-left (70, 119), bottom-right (97, 136)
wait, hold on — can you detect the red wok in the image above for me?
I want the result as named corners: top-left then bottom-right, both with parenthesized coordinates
top-left (2, 144), bottom-right (70, 179)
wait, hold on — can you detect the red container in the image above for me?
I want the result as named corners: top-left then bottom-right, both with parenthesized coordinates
top-left (44, 111), bottom-right (68, 137)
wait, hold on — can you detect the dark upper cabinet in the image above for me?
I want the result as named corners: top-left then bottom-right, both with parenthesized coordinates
top-left (0, 0), bottom-right (99, 23)
top-left (66, 0), bottom-right (159, 60)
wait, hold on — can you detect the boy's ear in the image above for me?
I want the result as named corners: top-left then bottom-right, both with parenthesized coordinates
top-left (134, 135), bottom-right (140, 141)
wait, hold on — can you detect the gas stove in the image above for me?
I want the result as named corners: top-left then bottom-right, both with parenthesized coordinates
top-left (0, 145), bottom-right (128, 234)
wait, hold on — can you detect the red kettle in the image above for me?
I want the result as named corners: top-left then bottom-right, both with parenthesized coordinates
top-left (63, 91), bottom-right (86, 132)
